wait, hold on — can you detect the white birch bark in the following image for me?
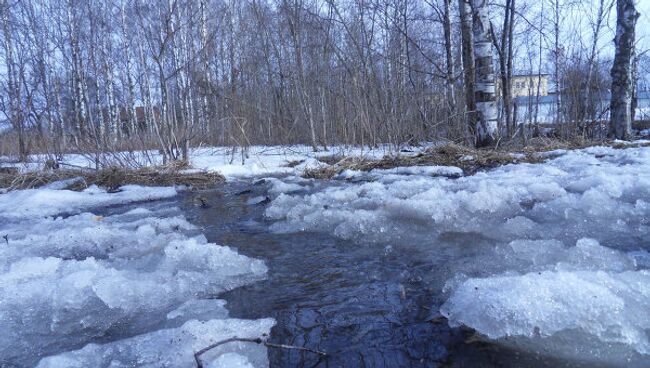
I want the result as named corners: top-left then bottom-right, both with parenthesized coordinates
top-left (470, 0), bottom-right (497, 147)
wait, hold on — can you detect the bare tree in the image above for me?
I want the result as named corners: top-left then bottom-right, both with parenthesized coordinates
top-left (580, 0), bottom-right (612, 131)
top-left (1, 0), bottom-right (26, 160)
top-left (458, 0), bottom-right (476, 140)
top-left (1, 0), bottom-right (646, 162)
top-left (470, 0), bottom-right (497, 147)
top-left (493, 0), bottom-right (516, 135)
top-left (609, 0), bottom-right (639, 140)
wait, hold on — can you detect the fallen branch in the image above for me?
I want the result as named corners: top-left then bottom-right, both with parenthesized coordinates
top-left (194, 336), bottom-right (327, 368)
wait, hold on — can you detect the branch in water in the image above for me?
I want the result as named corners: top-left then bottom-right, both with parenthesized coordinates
top-left (194, 335), bottom-right (327, 368)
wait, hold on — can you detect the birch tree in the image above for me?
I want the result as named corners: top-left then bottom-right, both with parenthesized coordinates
top-left (470, 0), bottom-right (497, 147)
top-left (609, 0), bottom-right (639, 140)
top-left (458, 0), bottom-right (476, 139)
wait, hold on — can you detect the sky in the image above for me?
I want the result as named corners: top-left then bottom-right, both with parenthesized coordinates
top-left (638, 0), bottom-right (650, 52)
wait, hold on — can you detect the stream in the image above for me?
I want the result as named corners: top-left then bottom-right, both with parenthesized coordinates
top-left (166, 179), bottom-right (581, 368)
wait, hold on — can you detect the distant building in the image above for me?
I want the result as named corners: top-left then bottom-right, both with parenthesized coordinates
top-left (100, 106), bottom-right (161, 133)
top-left (510, 74), bottom-right (549, 98)
top-left (512, 91), bottom-right (650, 126)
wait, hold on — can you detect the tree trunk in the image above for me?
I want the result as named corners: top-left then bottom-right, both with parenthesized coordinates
top-left (121, 1), bottom-right (138, 135)
top-left (496, 0), bottom-right (515, 135)
top-left (609, 0), bottom-right (639, 140)
top-left (553, 0), bottom-right (562, 129)
top-left (631, 49), bottom-right (638, 124)
top-left (458, 0), bottom-right (476, 139)
top-left (1, 1), bottom-right (27, 161)
top-left (581, 0), bottom-right (607, 130)
top-left (442, 0), bottom-right (456, 117)
top-left (470, 0), bottom-right (497, 147)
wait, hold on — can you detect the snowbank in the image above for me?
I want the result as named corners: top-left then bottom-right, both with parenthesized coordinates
top-left (0, 186), bottom-right (272, 367)
top-left (263, 145), bottom-right (650, 364)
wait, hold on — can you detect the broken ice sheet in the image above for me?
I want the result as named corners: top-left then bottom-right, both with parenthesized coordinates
top-left (0, 185), bottom-right (271, 367)
top-left (36, 318), bottom-right (275, 368)
top-left (264, 145), bottom-right (650, 364)
top-left (440, 237), bottom-right (650, 366)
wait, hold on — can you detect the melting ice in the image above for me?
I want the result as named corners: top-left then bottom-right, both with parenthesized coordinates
top-left (265, 145), bottom-right (650, 365)
top-left (0, 185), bottom-right (272, 367)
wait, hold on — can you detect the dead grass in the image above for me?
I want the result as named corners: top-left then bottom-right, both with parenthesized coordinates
top-left (0, 162), bottom-right (224, 192)
top-left (303, 138), bottom-right (644, 180)
top-left (282, 159), bottom-right (305, 168)
top-left (609, 140), bottom-right (650, 149)
top-left (514, 137), bottom-right (607, 153)
top-left (303, 165), bottom-right (345, 180)
top-left (303, 144), bottom-right (526, 179)
top-left (315, 155), bottom-right (346, 165)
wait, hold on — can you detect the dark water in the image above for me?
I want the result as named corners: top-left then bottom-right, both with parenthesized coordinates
top-left (174, 180), bottom-right (581, 368)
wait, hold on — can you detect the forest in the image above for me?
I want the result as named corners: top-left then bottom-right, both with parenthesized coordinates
top-left (0, 0), bottom-right (645, 164)
top-left (2, 1), bottom-right (650, 368)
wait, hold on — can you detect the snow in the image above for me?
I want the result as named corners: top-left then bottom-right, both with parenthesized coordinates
top-left (267, 145), bottom-right (650, 246)
top-left (337, 165), bottom-right (463, 181)
top-left (0, 185), bottom-right (272, 367)
top-left (441, 269), bottom-right (650, 351)
top-left (37, 318), bottom-right (275, 368)
top-left (1, 143), bottom-right (432, 180)
top-left (0, 185), bottom-right (177, 219)
top-left (263, 144), bottom-right (650, 364)
top-left (188, 144), bottom-right (431, 179)
top-left (4, 141), bottom-right (650, 365)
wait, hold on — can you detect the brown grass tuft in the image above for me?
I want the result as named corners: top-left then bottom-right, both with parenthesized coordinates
top-left (1, 164), bottom-right (224, 192)
top-left (302, 139), bottom-right (647, 180)
top-left (282, 159), bottom-right (305, 168)
top-left (303, 165), bottom-right (343, 180)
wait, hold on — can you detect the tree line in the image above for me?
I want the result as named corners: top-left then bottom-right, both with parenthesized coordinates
top-left (0, 0), bottom-right (643, 163)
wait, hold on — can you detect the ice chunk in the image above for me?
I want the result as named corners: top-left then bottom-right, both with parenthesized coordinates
top-left (0, 185), bottom-right (177, 219)
top-left (0, 193), bottom-right (269, 366)
top-left (370, 165), bottom-right (463, 178)
top-left (207, 352), bottom-right (256, 368)
top-left (43, 176), bottom-right (84, 190)
top-left (441, 270), bottom-right (650, 359)
top-left (37, 318), bottom-right (275, 368)
top-left (264, 177), bottom-right (305, 195)
top-left (166, 299), bottom-right (229, 322)
top-left (266, 145), bottom-right (650, 248)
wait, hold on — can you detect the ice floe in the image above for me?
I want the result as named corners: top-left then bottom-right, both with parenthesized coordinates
top-left (264, 145), bottom-right (650, 365)
top-left (0, 185), bottom-right (271, 367)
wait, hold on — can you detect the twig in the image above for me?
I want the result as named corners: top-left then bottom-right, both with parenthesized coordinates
top-left (194, 336), bottom-right (327, 368)
top-left (57, 162), bottom-right (94, 170)
top-left (264, 342), bottom-right (327, 356)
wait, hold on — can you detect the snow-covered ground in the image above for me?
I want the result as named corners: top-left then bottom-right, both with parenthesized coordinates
top-left (0, 185), bottom-right (273, 367)
top-left (0, 144), bottom-right (427, 180)
top-left (4, 142), bottom-right (650, 366)
top-left (263, 144), bottom-right (650, 366)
